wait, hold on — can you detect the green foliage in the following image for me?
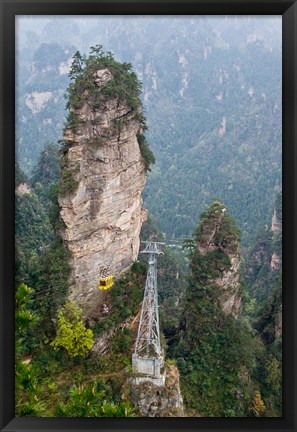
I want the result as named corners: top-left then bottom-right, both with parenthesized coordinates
top-left (143, 31), bottom-right (281, 245)
top-left (28, 238), bottom-right (71, 324)
top-left (64, 46), bottom-right (154, 171)
top-left (194, 201), bottom-right (240, 251)
top-left (48, 183), bottom-right (66, 232)
top-left (109, 270), bottom-right (144, 324)
top-left (140, 216), bottom-right (165, 241)
top-left (54, 383), bottom-right (106, 417)
top-left (15, 25), bottom-right (283, 417)
top-left (190, 249), bottom-right (231, 283)
top-left (15, 284), bottom-right (45, 416)
top-left (15, 192), bottom-right (53, 255)
top-left (255, 277), bottom-right (282, 344)
top-left (242, 181), bottom-right (282, 416)
top-left (157, 246), bottom-right (187, 341)
top-left (170, 199), bottom-right (282, 416)
top-left (15, 360), bottom-right (46, 416)
top-left (174, 292), bottom-right (256, 416)
top-left (15, 284), bottom-right (39, 353)
top-left (91, 263), bottom-right (145, 340)
top-left (15, 151), bottom-right (72, 354)
top-left (272, 190), bottom-right (282, 260)
top-left (15, 163), bottom-right (29, 186)
top-left (185, 201), bottom-right (239, 285)
top-left (130, 260), bottom-right (147, 276)
top-left (265, 354), bottom-right (281, 394)
top-left (250, 276), bottom-right (282, 416)
top-left (170, 201), bottom-right (257, 416)
top-left (51, 302), bottom-right (94, 358)
top-left (137, 133), bottom-right (155, 172)
top-left (53, 379), bottom-right (137, 417)
top-left (64, 111), bottom-right (84, 132)
top-left (66, 45), bottom-right (144, 119)
top-left (182, 238), bottom-right (195, 252)
top-left (243, 228), bottom-right (274, 307)
top-left (31, 142), bottom-right (60, 206)
top-left (57, 164), bottom-right (79, 198)
top-left (15, 189), bottom-right (54, 287)
top-left (112, 329), bottom-right (132, 354)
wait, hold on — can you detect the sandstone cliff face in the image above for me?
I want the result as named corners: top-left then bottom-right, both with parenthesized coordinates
top-left (58, 68), bottom-right (147, 317)
top-left (196, 201), bottom-right (242, 316)
top-left (270, 206), bottom-right (282, 271)
top-left (16, 182), bottom-right (32, 197)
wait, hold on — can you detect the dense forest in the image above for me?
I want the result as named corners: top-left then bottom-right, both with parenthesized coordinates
top-left (15, 17), bottom-right (282, 418)
top-left (15, 151), bottom-right (282, 416)
top-left (165, 200), bottom-right (282, 416)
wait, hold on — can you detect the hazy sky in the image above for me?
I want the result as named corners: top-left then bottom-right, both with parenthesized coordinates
top-left (16, 15), bottom-right (281, 54)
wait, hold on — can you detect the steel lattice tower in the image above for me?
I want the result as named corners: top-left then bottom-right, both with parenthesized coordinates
top-left (134, 241), bottom-right (164, 358)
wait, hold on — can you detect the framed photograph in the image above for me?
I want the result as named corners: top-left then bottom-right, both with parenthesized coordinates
top-left (1, 1), bottom-right (296, 431)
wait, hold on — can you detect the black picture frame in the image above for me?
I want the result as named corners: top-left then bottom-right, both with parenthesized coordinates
top-left (0, 1), bottom-right (296, 431)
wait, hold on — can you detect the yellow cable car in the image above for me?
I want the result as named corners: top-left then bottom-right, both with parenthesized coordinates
top-left (98, 275), bottom-right (114, 290)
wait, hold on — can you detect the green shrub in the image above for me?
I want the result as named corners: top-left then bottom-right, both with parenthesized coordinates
top-left (137, 133), bottom-right (155, 172)
top-left (58, 166), bottom-right (79, 197)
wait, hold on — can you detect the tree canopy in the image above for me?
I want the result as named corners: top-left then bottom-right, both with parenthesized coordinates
top-left (51, 301), bottom-right (94, 358)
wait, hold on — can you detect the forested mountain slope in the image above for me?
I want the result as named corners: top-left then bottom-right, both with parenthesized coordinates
top-left (16, 16), bottom-right (281, 249)
top-left (15, 19), bottom-right (282, 417)
top-left (169, 201), bottom-right (253, 416)
top-left (168, 200), bottom-right (282, 417)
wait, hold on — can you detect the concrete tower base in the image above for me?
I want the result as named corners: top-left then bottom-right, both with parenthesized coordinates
top-left (132, 353), bottom-right (165, 386)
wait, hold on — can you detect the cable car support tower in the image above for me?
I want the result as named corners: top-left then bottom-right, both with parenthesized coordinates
top-left (132, 241), bottom-right (165, 386)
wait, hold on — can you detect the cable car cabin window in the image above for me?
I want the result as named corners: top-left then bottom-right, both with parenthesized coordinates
top-left (98, 276), bottom-right (114, 290)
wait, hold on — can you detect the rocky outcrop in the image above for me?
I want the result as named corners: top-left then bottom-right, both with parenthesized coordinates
top-left (270, 203), bottom-right (282, 271)
top-left (130, 363), bottom-right (183, 417)
top-left (216, 248), bottom-right (242, 315)
top-left (271, 208), bottom-right (282, 233)
top-left (58, 66), bottom-right (147, 317)
top-left (243, 191), bottom-right (282, 306)
top-left (270, 252), bottom-right (281, 270)
top-left (196, 201), bottom-right (242, 316)
top-left (16, 182), bottom-right (31, 196)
